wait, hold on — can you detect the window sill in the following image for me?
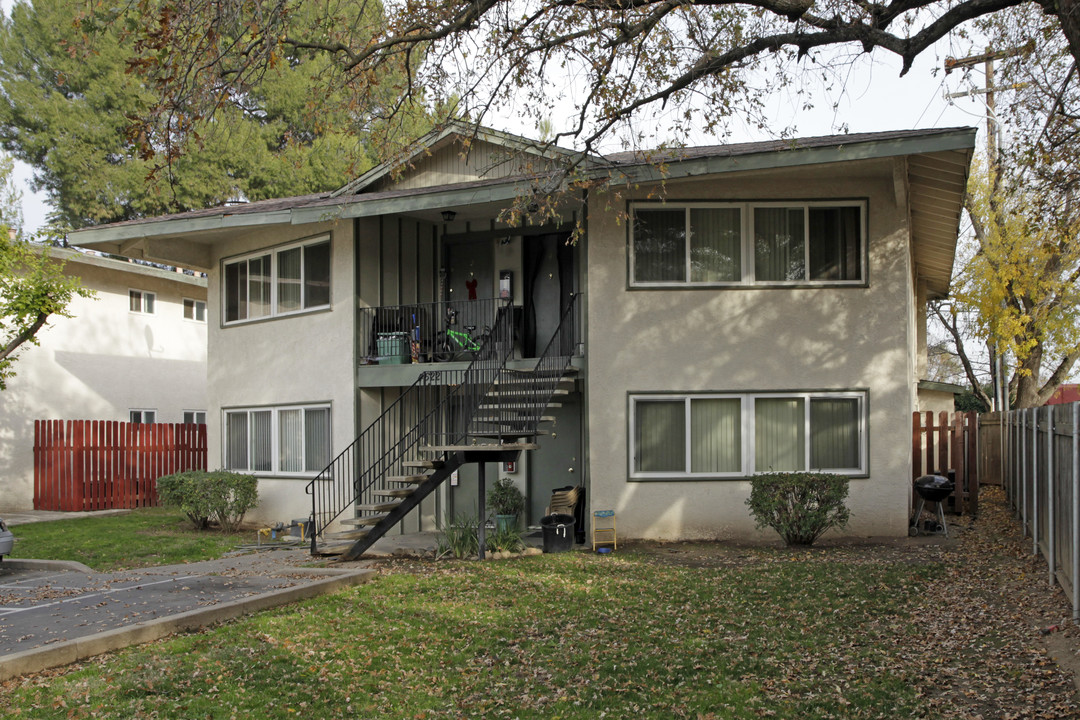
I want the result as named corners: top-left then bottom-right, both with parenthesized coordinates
top-left (629, 472), bottom-right (869, 482)
top-left (222, 304), bottom-right (332, 328)
top-left (235, 473), bottom-right (322, 481)
top-left (627, 281), bottom-right (868, 291)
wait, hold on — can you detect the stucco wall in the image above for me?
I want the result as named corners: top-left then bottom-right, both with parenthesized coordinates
top-left (206, 220), bottom-right (355, 525)
top-left (917, 389), bottom-right (957, 416)
top-left (0, 255), bottom-right (207, 511)
top-left (585, 158), bottom-right (916, 540)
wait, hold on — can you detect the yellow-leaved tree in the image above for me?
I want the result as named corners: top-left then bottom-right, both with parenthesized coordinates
top-left (938, 160), bottom-right (1080, 409)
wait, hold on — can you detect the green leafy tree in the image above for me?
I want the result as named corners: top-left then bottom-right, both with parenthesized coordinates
top-left (0, 0), bottom-right (413, 227)
top-left (0, 154), bottom-right (93, 390)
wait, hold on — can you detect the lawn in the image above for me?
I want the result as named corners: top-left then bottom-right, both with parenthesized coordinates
top-left (1, 490), bottom-right (1077, 719)
top-left (7, 508), bottom-right (248, 571)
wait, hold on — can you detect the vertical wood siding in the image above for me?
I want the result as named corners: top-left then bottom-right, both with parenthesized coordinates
top-left (32, 420), bottom-right (208, 511)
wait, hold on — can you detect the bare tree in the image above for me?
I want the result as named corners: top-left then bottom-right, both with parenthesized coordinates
top-left (113, 0), bottom-right (1080, 174)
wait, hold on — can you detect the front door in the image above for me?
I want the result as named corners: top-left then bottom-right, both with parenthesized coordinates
top-left (522, 233), bottom-right (575, 357)
top-left (528, 390), bottom-right (583, 525)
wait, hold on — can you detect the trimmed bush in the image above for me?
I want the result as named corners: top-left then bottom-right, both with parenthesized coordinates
top-left (156, 470), bottom-right (259, 531)
top-left (745, 472), bottom-right (851, 546)
top-left (156, 471), bottom-right (214, 529)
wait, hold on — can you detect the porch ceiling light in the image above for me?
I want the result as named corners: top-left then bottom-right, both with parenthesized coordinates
top-left (441, 210), bottom-right (457, 222)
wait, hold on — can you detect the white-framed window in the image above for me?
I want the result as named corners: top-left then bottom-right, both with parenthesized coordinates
top-left (629, 391), bottom-right (867, 479)
top-left (629, 201), bottom-right (865, 287)
top-left (223, 404), bottom-right (332, 476)
top-left (183, 298), bottom-right (207, 322)
top-left (129, 289), bottom-right (156, 314)
top-left (129, 409), bottom-right (157, 424)
top-left (183, 410), bottom-right (207, 424)
top-left (223, 235), bottom-right (331, 324)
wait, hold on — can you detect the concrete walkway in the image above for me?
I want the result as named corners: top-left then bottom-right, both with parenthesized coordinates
top-left (2, 509), bottom-right (131, 526)
top-left (0, 550), bottom-right (372, 681)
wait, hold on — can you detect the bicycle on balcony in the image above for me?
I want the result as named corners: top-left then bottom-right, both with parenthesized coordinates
top-left (433, 307), bottom-right (491, 362)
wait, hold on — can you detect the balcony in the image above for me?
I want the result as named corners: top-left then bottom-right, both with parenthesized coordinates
top-left (357, 297), bottom-right (583, 387)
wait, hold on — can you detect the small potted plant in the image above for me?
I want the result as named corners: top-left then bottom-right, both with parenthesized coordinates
top-left (488, 477), bottom-right (525, 532)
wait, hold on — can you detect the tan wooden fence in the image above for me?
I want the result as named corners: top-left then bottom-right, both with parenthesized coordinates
top-left (911, 410), bottom-right (980, 516)
top-left (33, 420), bottom-right (207, 511)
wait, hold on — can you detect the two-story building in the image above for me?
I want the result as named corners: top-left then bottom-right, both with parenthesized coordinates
top-left (69, 123), bottom-right (975, 550)
top-left (0, 248), bottom-right (208, 511)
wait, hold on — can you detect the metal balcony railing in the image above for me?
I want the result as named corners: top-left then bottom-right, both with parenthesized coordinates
top-left (359, 298), bottom-right (508, 365)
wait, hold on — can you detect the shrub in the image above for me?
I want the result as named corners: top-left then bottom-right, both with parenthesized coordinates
top-left (156, 471), bottom-right (213, 529)
top-left (487, 477), bottom-right (525, 517)
top-left (488, 524), bottom-right (524, 553)
top-left (204, 471), bottom-right (259, 531)
top-left (745, 472), bottom-right (851, 546)
top-left (156, 470), bottom-right (259, 531)
top-left (436, 513), bottom-right (480, 559)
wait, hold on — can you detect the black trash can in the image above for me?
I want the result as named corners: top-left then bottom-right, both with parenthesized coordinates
top-left (540, 513), bottom-right (575, 553)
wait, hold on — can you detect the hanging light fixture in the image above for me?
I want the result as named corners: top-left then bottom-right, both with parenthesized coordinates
top-left (441, 210), bottom-right (457, 222)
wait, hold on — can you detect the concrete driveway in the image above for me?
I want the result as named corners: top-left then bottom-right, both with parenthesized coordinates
top-left (0, 551), bottom-right (372, 681)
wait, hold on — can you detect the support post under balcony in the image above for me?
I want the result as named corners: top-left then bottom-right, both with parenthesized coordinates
top-left (478, 461), bottom-right (487, 560)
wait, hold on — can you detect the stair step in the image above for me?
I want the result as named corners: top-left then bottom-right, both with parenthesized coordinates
top-left (385, 474), bottom-right (432, 484)
top-left (313, 541), bottom-right (352, 556)
top-left (479, 402), bottom-right (561, 409)
top-left (403, 460), bottom-right (444, 469)
top-left (325, 528), bottom-right (371, 541)
top-left (423, 442), bottom-right (539, 452)
top-left (342, 513), bottom-right (391, 526)
top-left (506, 366), bottom-right (577, 376)
top-left (494, 377), bottom-right (575, 388)
top-left (484, 389), bottom-right (570, 397)
top-left (473, 416), bottom-right (555, 424)
top-left (470, 422), bottom-right (550, 432)
top-left (356, 501), bottom-right (402, 512)
top-left (375, 488), bottom-right (415, 498)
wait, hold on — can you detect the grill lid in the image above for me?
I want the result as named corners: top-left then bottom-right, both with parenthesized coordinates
top-left (914, 474), bottom-right (954, 501)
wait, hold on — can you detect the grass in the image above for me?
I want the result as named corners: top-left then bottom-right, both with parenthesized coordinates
top-left (7, 507), bottom-right (248, 571)
top-left (1, 549), bottom-right (943, 719)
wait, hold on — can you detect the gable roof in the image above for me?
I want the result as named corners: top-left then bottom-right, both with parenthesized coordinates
top-left (69, 126), bottom-right (975, 296)
top-left (333, 120), bottom-right (599, 196)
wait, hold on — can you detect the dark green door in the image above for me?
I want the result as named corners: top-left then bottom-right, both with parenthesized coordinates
top-left (528, 391), bottom-right (583, 525)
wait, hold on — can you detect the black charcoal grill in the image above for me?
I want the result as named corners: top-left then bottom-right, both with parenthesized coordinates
top-left (909, 474), bottom-right (954, 538)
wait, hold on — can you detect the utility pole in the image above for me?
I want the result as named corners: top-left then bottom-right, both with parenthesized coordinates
top-left (945, 43), bottom-right (1031, 180)
top-left (944, 43), bottom-right (1031, 413)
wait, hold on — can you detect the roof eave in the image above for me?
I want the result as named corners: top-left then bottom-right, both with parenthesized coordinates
top-left (612, 128), bottom-right (978, 185)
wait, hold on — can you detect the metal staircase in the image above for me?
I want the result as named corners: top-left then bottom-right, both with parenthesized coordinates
top-left (306, 294), bottom-right (580, 559)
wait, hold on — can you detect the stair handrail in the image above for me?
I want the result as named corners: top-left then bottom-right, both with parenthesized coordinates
top-left (306, 299), bottom-right (514, 550)
top-left (304, 369), bottom-right (448, 549)
top-left (474, 293), bottom-right (580, 441)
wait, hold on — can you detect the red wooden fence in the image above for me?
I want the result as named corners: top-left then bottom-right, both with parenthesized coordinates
top-left (911, 411), bottom-right (979, 516)
top-left (33, 420), bottom-right (208, 511)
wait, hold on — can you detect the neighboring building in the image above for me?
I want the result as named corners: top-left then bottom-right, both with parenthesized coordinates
top-left (70, 123), bottom-right (976, 545)
top-left (1046, 384), bottom-right (1080, 406)
top-left (0, 248), bottom-right (208, 511)
top-left (917, 380), bottom-right (968, 415)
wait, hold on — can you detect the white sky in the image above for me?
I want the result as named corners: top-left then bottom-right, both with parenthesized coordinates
top-left (0, 5), bottom-right (995, 234)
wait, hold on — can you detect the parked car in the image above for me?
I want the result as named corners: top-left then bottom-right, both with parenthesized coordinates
top-left (0, 517), bottom-right (13, 560)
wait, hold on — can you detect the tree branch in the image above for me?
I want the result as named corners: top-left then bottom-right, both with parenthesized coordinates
top-left (0, 311), bottom-right (48, 364)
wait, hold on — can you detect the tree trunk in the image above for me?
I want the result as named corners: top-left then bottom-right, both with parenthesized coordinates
top-left (1012, 343), bottom-right (1045, 408)
top-left (1052, 0), bottom-right (1080, 70)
